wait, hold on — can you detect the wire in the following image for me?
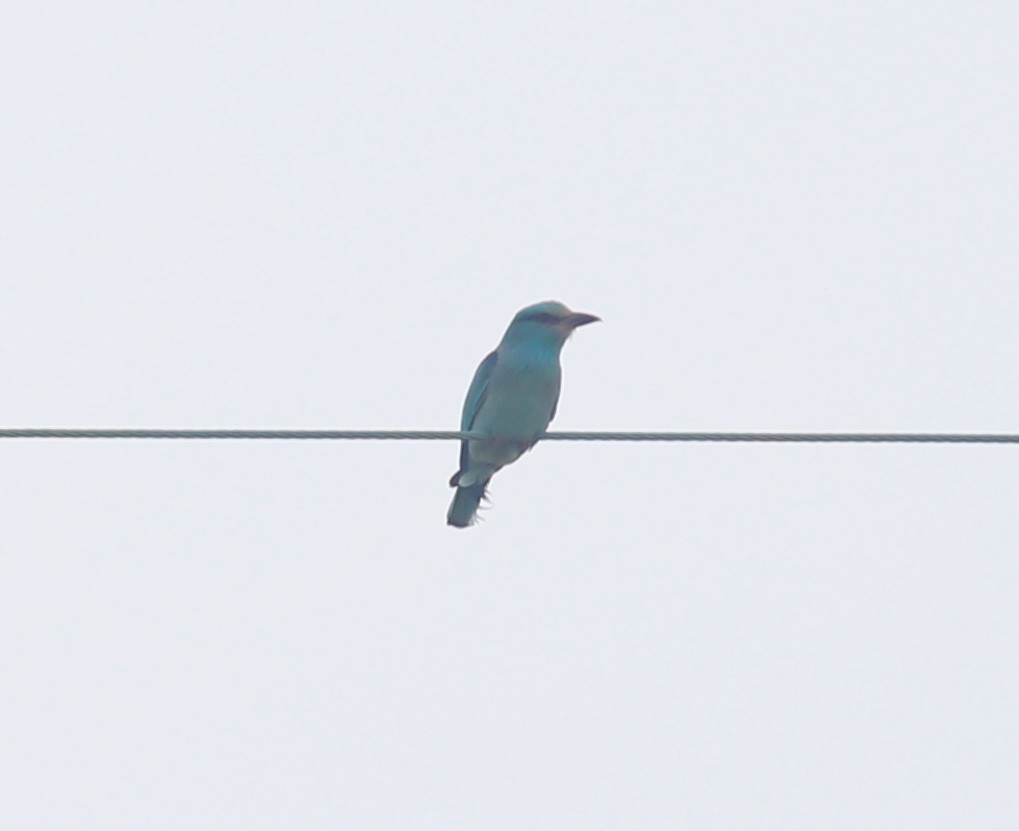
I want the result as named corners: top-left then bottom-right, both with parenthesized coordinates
top-left (1, 429), bottom-right (1017, 443)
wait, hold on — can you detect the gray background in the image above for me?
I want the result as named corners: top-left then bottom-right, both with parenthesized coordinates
top-left (3, 3), bottom-right (1017, 828)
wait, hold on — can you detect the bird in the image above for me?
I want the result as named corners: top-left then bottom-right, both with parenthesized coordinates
top-left (447, 300), bottom-right (600, 527)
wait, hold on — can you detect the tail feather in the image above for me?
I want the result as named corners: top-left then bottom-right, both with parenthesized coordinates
top-left (446, 481), bottom-right (488, 528)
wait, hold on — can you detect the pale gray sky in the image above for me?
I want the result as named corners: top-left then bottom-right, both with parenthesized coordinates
top-left (3, 3), bottom-right (1018, 828)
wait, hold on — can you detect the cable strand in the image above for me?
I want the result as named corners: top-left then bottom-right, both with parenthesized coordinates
top-left (1, 429), bottom-right (1017, 443)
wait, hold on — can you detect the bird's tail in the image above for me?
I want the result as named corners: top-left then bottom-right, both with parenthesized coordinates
top-left (446, 480), bottom-right (489, 528)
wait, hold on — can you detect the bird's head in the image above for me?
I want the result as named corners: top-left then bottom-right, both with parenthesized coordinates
top-left (503, 301), bottom-right (601, 348)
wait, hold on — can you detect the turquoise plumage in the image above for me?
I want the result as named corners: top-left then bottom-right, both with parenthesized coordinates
top-left (447, 301), bottom-right (600, 527)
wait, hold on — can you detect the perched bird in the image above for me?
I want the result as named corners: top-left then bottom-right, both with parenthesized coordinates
top-left (447, 301), bottom-right (600, 527)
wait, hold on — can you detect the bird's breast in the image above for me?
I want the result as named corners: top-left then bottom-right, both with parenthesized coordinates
top-left (472, 359), bottom-right (562, 443)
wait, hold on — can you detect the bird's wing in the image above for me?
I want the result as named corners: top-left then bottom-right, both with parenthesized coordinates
top-left (456, 350), bottom-right (498, 473)
top-left (461, 350), bottom-right (498, 430)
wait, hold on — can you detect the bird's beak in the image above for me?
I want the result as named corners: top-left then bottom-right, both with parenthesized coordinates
top-left (566, 312), bottom-right (601, 328)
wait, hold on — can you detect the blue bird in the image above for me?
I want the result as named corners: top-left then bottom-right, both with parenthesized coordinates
top-left (447, 301), bottom-right (600, 527)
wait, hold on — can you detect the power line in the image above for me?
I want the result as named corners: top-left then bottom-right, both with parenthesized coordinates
top-left (1, 429), bottom-right (1017, 443)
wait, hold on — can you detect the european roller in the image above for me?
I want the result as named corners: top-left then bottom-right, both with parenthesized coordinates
top-left (447, 301), bottom-right (600, 527)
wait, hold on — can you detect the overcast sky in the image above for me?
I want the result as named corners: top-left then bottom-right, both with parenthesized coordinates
top-left (3, 3), bottom-right (1018, 828)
